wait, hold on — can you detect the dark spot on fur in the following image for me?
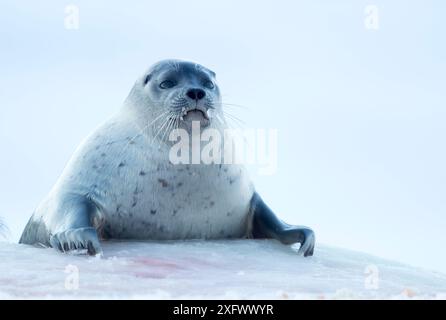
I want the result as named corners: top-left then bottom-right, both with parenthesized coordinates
top-left (101, 153), bottom-right (106, 157)
top-left (92, 165), bottom-right (98, 169)
top-left (172, 209), bottom-right (177, 216)
top-left (139, 171), bottom-right (146, 176)
top-left (150, 209), bottom-right (157, 215)
top-left (158, 178), bottom-right (169, 188)
top-left (131, 193), bottom-right (138, 207)
top-left (210, 201), bottom-right (215, 207)
top-left (226, 212), bottom-right (231, 216)
top-left (118, 162), bottom-right (125, 168)
top-left (229, 176), bottom-right (239, 184)
top-left (177, 182), bottom-right (183, 187)
top-left (224, 168), bottom-right (228, 173)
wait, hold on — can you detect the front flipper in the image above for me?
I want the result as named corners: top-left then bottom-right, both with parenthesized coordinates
top-left (50, 227), bottom-right (102, 256)
top-left (250, 192), bottom-right (315, 257)
top-left (48, 194), bottom-right (103, 256)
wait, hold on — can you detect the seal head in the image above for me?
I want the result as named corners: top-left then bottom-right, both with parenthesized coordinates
top-left (127, 60), bottom-right (221, 133)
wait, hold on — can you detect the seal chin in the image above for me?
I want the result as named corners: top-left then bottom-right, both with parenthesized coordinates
top-left (183, 109), bottom-right (211, 128)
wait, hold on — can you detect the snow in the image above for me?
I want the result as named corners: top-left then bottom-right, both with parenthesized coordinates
top-left (1, 240), bottom-right (445, 299)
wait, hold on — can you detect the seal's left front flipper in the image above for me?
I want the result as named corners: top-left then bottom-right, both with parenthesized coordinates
top-left (249, 192), bottom-right (315, 257)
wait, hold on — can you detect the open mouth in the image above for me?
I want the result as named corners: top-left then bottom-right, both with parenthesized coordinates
top-left (182, 108), bottom-right (210, 122)
top-left (186, 109), bottom-right (206, 119)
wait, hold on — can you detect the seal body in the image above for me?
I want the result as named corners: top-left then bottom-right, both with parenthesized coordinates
top-left (73, 112), bottom-right (254, 240)
top-left (20, 59), bottom-right (315, 256)
top-left (22, 112), bottom-right (253, 243)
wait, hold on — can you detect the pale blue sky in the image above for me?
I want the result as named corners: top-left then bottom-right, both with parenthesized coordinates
top-left (1, 1), bottom-right (445, 272)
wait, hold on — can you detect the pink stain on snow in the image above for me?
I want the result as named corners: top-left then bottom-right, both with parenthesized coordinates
top-left (131, 257), bottom-right (182, 269)
top-left (129, 257), bottom-right (187, 279)
top-left (133, 271), bottom-right (168, 279)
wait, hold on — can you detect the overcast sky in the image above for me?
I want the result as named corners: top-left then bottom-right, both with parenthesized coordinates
top-left (1, 0), bottom-right (445, 272)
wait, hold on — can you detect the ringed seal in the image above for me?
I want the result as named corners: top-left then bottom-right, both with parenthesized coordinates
top-left (20, 60), bottom-right (315, 256)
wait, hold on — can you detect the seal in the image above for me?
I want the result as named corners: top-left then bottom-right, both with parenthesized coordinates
top-left (19, 59), bottom-right (315, 256)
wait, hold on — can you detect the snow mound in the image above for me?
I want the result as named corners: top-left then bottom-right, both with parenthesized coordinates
top-left (1, 240), bottom-right (445, 299)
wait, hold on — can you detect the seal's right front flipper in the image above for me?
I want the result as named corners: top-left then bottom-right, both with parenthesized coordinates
top-left (21, 194), bottom-right (103, 256)
top-left (50, 227), bottom-right (102, 256)
top-left (48, 194), bottom-right (103, 256)
top-left (250, 192), bottom-right (315, 257)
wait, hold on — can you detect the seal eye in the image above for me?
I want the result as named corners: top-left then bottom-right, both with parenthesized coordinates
top-left (204, 81), bottom-right (215, 90)
top-left (159, 80), bottom-right (176, 89)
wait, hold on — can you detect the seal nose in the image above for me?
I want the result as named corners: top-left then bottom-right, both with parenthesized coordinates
top-left (186, 88), bottom-right (206, 101)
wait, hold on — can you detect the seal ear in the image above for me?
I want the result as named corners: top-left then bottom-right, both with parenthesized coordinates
top-left (143, 73), bottom-right (152, 86)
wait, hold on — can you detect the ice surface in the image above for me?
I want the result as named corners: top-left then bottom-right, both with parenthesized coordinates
top-left (0, 240), bottom-right (445, 299)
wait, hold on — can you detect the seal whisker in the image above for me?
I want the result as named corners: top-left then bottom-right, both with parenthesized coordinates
top-left (137, 110), bottom-right (171, 137)
top-left (164, 113), bottom-right (182, 145)
top-left (218, 102), bottom-right (249, 110)
top-left (214, 114), bottom-right (226, 127)
top-left (122, 109), bottom-right (170, 150)
top-left (222, 111), bottom-right (245, 129)
top-left (160, 114), bottom-right (177, 145)
top-left (168, 115), bottom-right (180, 141)
top-left (153, 112), bottom-right (177, 145)
top-left (85, 108), bottom-right (172, 186)
top-left (152, 118), bottom-right (170, 144)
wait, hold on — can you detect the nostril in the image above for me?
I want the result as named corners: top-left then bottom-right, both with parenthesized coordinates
top-left (186, 90), bottom-right (196, 100)
top-left (186, 88), bottom-right (206, 101)
top-left (197, 90), bottom-right (205, 100)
